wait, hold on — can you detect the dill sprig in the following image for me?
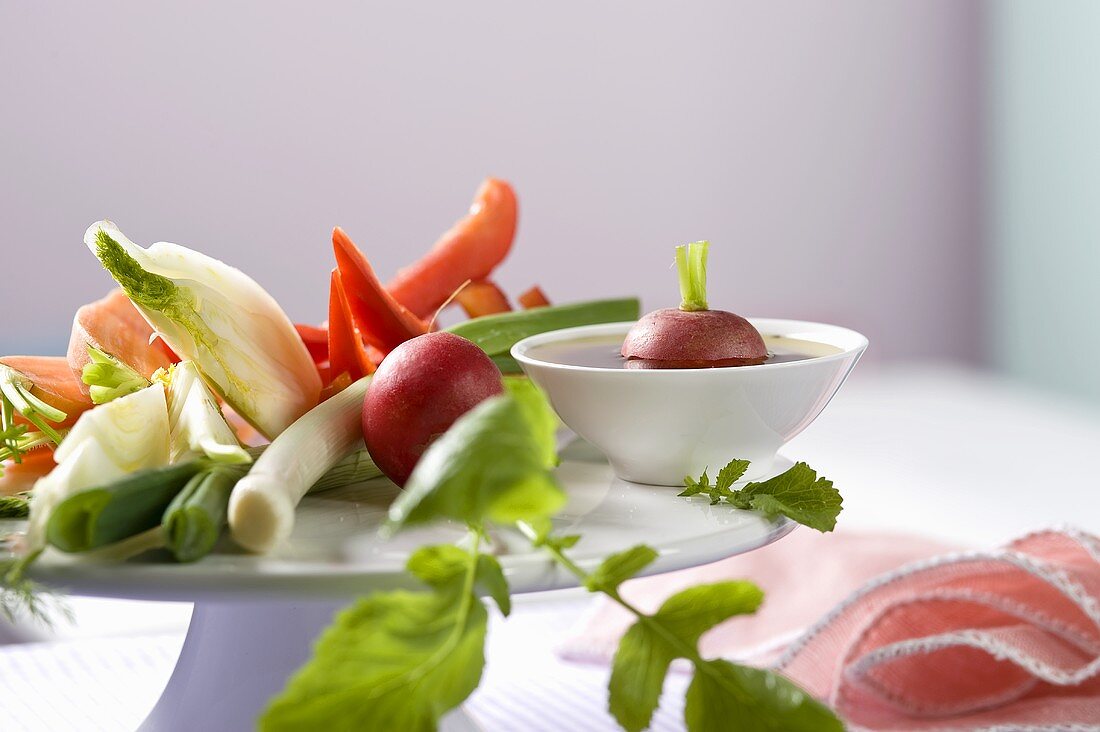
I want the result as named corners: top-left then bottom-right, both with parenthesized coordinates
top-left (0, 551), bottom-right (72, 629)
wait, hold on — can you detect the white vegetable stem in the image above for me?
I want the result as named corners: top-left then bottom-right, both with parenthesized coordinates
top-left (26, 385), bottom-right (170, 552)
top-left (228, 377), bottom-right (372, 553)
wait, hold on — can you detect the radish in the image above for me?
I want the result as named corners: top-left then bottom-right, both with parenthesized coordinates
top-left (362, 332), bottom-right (504, 486)
top-left (621, 241), bottom-right (767, 368)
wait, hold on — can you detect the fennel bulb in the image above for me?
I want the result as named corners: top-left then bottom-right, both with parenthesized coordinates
top-left (160, 361), bottom-right (250, 465)
top-left (25, 385), bottom-right (169, 551)
top-left (85, 221), bottom-right (321, 439)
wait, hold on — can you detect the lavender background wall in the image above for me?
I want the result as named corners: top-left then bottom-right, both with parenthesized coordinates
top-left (0, 2), bottom-right (982, 363)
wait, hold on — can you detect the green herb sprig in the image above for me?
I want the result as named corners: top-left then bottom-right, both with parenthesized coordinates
top-left (262, 393), bottom-right (844, 731)
top-left (681, 459), bottom-right (843, 533)
top-left (518, 521), bottom-right (842, 732)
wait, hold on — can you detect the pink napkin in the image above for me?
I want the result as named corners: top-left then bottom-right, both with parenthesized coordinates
top-left (560, 527), bottom-right (1100, 730)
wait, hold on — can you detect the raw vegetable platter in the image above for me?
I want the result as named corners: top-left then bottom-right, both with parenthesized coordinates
top-left (0, 178), bottom-right (847, 731)
top-left (21, 441), bottom-right (795, 602)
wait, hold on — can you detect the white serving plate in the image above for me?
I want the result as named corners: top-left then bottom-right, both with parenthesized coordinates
top-left (25, 439), bottom-right (795, 602)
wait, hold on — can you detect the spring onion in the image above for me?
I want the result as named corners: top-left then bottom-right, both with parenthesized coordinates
top-left (162, 467), bottom-right (240, 562)
top-left (229, 377), bottom-right (372, 553)
top-left (47, 460), bottom-right (202, 553)
top-left (85, 221), bottom-right (322, 439)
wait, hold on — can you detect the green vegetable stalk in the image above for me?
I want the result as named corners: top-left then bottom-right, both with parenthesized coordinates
top-left (676, 240), bottom-right (709, 312)
top-left (163, 468), bottom-right (241, 562)
top-left (0, 364), bottom-right (67, 447)
top-left (446, 297), bottom-right (641, 358)
top-left (81, 347), bottom-right (150, 405)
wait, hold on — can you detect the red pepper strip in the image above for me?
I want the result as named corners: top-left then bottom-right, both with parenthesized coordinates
top-left (387, 178), bottom-right (518, 319)
top-left (335, 269), bottom-right (379, 376)
top-left (294, 324), bottom-right (329, 364)
top-left (518, 285), bottom-right (551, 309)
top-left (456, 280), bottom-right (512, 319)
top-left (327, 269), bottom-right (364, 383)
top-left (332, 227), bottom-right (427, 353)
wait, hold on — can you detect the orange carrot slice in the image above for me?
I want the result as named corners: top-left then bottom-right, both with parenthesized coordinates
top-left (0, 356), bottom-right (93, 428)
top-left (388, 178), bottom-right (518, 318)
top-left (332, 228), bottom-right (427, 354)
top-left (518, 286), bottom-right (551, 309)
top-left (456, 280), bottom-right (512, 318)
top-left (0, 447), bottom-right (55, 495)
top-left (67, 289), bottom-right (176, 392)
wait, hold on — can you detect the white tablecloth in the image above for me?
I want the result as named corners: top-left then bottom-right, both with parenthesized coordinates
top-left (3, 363), bottom-right (1099, 731)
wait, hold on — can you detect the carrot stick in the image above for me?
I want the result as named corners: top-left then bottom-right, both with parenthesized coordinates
top-left (1, 447), bottom-right (56, 495)
top-left (333, 228), bottom-right (427, 354)
top-left (388, 178), bottom-right (518, 318)
top-left (0, 356), bottom-right (93, 428)
top-left (456, 280), bottom-right (512, 319)
top-left (518, 286), bottom-right (551, 309)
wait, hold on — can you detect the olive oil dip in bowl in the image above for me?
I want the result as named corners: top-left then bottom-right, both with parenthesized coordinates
top-left (512, 319), bottom-right (867, 486)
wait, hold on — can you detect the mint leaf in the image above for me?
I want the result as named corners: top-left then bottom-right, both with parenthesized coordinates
top-left (503, 375), bottom-right (559, 468)
top-left (405, 544), bottom-right (473, 586)
top-left (740, 462), bottom-right (842, 532)
top-left (715, 459), bottom-right (750, 491)
top-left (608, 617), bottom-right (676, 732)
top-left (678, 468), bottom-right (725, 504)
top-left (650, 581), bottom-right (763, 643)
top-left (387, 396), bottom-right (566, 530)
top-left (260, 544), bottom-right (487, 732)
top-left (608, 581), bottom-right (764, 732)
top-left (681, 459), bottom-right (843, 532)
top-left (475, 554), bottom-right (511, 617)
top-left (684, 660), bottom-right (842, 732)
top-left (584, 544), bottom-right (658, 593)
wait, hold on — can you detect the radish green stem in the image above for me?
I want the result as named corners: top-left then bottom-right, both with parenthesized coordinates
top-left (676, 240), bottom-right (710, 312)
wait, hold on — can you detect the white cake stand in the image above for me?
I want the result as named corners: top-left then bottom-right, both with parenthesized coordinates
top-left (27, 441), bottom-right (796, 731)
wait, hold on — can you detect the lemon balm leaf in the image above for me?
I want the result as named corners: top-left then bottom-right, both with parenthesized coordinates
top-left (682, 459), bottom-right (842, 532)
top-left (503, 375), bottom-right (559, 468)
top-left (684, 660), bottom-right (843, 732)
top-left (715, 459), bottom-right (750, 492)
top-left (260, 543), bottom-right (489, 732)
top-left (651, 581), bottom-right (764, 643)
top-left (608, 581), bottom-right (765, 732)
top-left (608, 618), bottom-right (677, 732)
top-left (584, 545), bottom-right (658, 593)
top-left (739, 463), bottom-right (842, 532)
top-left (475, 554), bottom-right (511, 617)
top-left (387, 396), bottom-right (565, 530)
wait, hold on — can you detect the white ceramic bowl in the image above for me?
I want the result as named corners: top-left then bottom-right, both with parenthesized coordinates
top-left (512, 319), bottom-right (867, 486)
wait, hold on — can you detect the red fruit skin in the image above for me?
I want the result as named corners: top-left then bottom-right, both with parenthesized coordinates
top-left (362, 332), bottom-right (504, 486)
top-left (621, 308), bottom-right (768, 367)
